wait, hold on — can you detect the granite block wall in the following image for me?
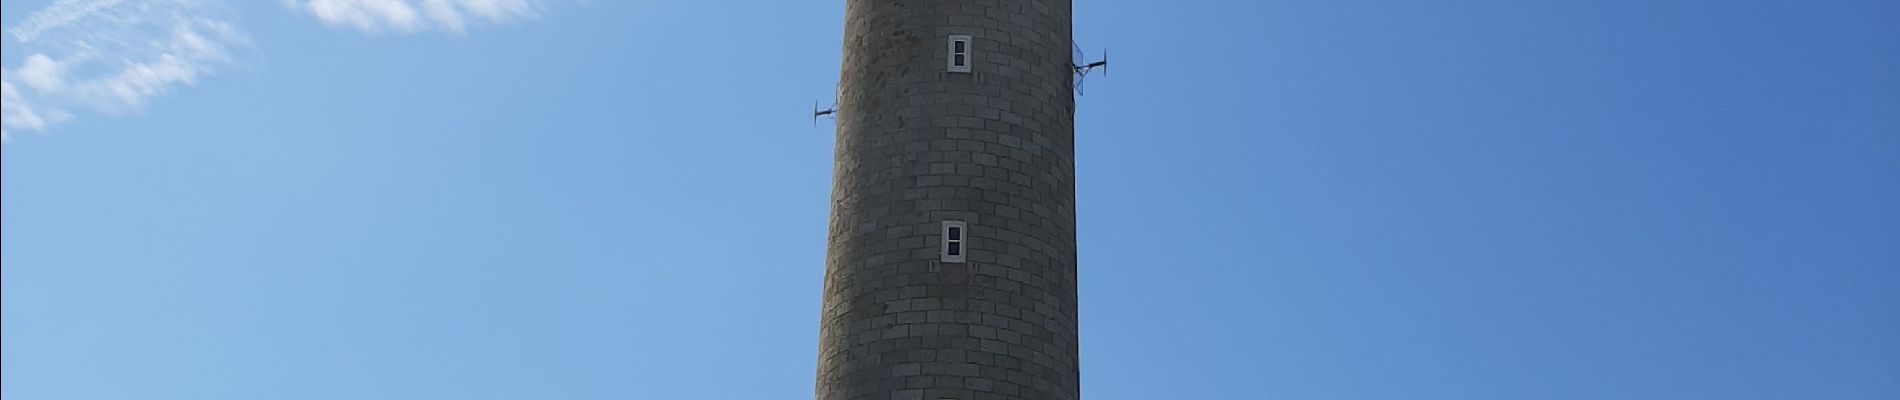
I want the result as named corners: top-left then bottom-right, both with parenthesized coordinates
top-left (817, 1), bottom-right (1080, 399)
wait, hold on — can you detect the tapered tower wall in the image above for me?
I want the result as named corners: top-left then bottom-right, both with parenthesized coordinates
top-left (816, 1), bottom-right (1079, 399)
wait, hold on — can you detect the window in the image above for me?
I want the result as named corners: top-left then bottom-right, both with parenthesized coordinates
top-left (947, 35), bottom-right (972, 73)
top-left (941, 221), bottom-right (968, 263)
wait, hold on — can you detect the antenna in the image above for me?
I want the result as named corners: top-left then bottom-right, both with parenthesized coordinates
top-left (1072, 41), bottom-right (1110, 96)
top-left (1072, 42), bottom-right (1087, 95)
top-left (813, 101), bottom-right (837, 127)
top-left (812, 83), bottom-right (840, 127)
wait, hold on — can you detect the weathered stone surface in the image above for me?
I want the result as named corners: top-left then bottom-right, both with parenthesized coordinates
top-left (817, 1), bottom-right (1078, 399)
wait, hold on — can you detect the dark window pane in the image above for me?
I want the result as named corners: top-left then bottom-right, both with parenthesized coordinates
top-left (954, 54), bottom-right (965, 66)
top-left (947, 242), bottom-right (961, 256)
top-left (954, 40), bottom-right (966, 53)
top-left (948, 227), bottom-right (961, 240)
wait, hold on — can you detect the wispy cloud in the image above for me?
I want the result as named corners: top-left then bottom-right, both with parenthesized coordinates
top-left (4, 0), bottom-right (129, 43)
top-left (1, 80), bottom-right (61, 143)
top-left (1, 0), bottom-right (248, 141)
top-left (292, 0), bottom-right (540, 34)
top-left (0, 0), bottom-right (555, 143)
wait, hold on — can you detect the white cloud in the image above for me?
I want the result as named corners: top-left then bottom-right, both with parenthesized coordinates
top-left (78, 20), bottom-right (242, 110)
top-left (2, 80), bottom-right (48, 142)
top-left (5, 0), bottom-right (130, 43)
top-left (0, 0), bottom-right (247, 141)
top-left (16, 54), bottom-right (69, 92)
top-left (0, 78), bottom-right (72, 143)
top-left (1, 0), bottom-right (552, 143)
top-left (294, 0), bottom-right (539, 34)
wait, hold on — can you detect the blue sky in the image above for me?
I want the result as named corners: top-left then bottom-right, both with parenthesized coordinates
top-left (3, 0), bottom-right (1896, 399)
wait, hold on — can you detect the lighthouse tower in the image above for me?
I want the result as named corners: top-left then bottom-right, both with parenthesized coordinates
top-left (816, 1), bottom-right (1080, 399)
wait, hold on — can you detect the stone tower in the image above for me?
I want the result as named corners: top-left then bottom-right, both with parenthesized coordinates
top-left (816, 0), bottom-right (1079, 399)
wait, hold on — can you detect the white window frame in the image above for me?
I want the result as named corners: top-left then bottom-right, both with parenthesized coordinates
top-left (947, 35), bottom-right (972, 73)
top-left (941, 221), bottom-right (968, 263)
